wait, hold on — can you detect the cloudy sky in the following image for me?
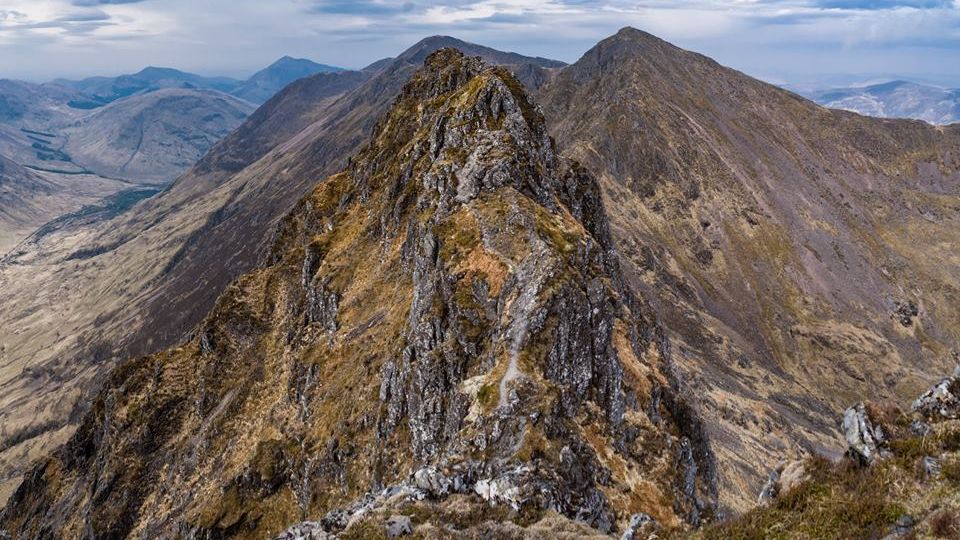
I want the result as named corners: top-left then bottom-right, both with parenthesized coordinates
top-left (0, 0), bottom-right (958, 87)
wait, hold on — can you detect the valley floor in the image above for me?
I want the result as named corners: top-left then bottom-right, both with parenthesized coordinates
top-left (0, 170), bottom-right (131, 255)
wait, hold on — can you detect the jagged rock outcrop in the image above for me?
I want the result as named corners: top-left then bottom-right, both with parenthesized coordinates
top-left (843, 402), bottom-right (890, 465)
top-left (912, 366), bottom-right (960, 420)
top-left (0, 50), bottom-right (711, 539)
top-left (0, 36), bottom-right (567, 507)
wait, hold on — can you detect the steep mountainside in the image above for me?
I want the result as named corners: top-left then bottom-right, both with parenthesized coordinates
top-left (60, 88), bottom-right (255, 183)
top-left (538, 28), bottom-right (960, 513)
top-left (697, 369), bottom-right (960, 539)
top-left (1, 49), bottom-right (712, 540)
top-left (231, 56), bottom-right (344, 104)
top-left (0, 37), bottom-right (566, 507)
top-left (807, 80), bottom-right (960, 125)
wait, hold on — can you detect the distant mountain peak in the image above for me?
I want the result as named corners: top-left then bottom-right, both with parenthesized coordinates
top-left (136, 66), bottom-right (186, 77)
top-left (267, 55), bottom-right (334, 69)
top-left (231, 56), bottom-right (343, 104)
top-left (614, 26), bottom-right (660, 40)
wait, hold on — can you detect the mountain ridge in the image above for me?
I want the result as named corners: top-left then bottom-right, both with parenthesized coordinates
top-left (539, 24), bottom-right (960, 513)
top-left (0, 47), bottom-right (710, 539)
top-left (0, 36), bottom-right (573, 510)
top-left (1, 27), bottom-right (959, 537)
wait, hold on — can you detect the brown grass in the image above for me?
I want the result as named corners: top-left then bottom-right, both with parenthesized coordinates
top-left (930, 509), bottom-right (960, 539)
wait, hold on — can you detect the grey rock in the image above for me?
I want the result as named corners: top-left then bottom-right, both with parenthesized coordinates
top-left (910, 419), bottom-right (932, 437)
top-left (273, 521), bottom-right (335, 540)
top-left (757, 461), bottom-right (807, 505)
top-left (385, 515), bottom-right (413, 539)
top-left (621, 513), bottom-right (655, 540)
top-left (320, 509), bottom-right (350, 532)
top-left (880, 514), bottom-right (916, 540)
top-left (911, 372), bottom-right (960, 420)
top-left (922, 456), bottom-right (941, 479)
top-left (305, 276), bottom-right (339, 333)
top-left (474, 467), bottom-right (529, 510)
top-left (412, 466), bottom-right (450, 498)
top-left (757, 467), bottom-right (781, 505)
top-left (843, 402), bottom-right (887, 465)
top-left (893, 300), bottom-right (918, 326)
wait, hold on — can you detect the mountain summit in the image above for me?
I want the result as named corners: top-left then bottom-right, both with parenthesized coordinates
top-left (1, 49), bottom-right (711, 539)
top-left (0, 36), bottom-right (571, 509)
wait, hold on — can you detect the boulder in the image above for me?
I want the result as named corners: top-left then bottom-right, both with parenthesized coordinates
top-left (911, 368), bottom-right (960, 420)
top-left (843, 402), bottom-right (888, 465)
top-left (385, 515), bottom-right (413, 539)
top-left (412, 466), bottom-right (451, 498)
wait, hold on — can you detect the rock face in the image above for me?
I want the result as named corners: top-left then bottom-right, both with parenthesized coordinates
top-left (0, 36), bottom-right (564, 507)
top-left (0, 50), bottom-right (710, 539)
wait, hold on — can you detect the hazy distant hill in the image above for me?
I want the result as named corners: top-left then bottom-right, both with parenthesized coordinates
top-left (806, 80), bottom-right (960, 124)
top-left (54, 66), bottom-right (242, 110)
top-left (61, 88), bottom-right (255, 183)
top-left (54, 57), bottom-right (347, 108)
top-left (230, 56), bottom-right (343, 104)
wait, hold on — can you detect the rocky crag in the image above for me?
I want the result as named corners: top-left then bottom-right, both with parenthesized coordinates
top-left (0, 50), bottom-right (713, 539)
top-left (0, 37), bottom-right (562, 506)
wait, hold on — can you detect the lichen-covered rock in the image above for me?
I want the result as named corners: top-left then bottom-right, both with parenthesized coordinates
top-left (385, 515), bottom-right (412, 538)
top-left (412, 466), bottom-right (450, 498)
top-left (843, 402), bottom-right (889, 465)
top-left (273, 521), bottom-right (335, 540)
top-left (911, 368), bottom-right (960, 420)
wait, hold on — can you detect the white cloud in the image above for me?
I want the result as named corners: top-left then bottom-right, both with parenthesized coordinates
top-left (0, 0), bottom-right (957, 85)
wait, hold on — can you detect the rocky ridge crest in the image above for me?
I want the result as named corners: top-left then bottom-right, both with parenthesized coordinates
top-left (0, 49), bottom-right (713, 539)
